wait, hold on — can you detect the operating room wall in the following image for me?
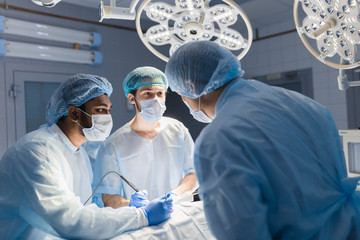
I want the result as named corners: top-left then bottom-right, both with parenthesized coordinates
top-left (242, 19), bottom-right (348, 130)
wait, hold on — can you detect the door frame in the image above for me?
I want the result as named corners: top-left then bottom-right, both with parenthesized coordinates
top-left (4, 63), bottom-right (87, 149)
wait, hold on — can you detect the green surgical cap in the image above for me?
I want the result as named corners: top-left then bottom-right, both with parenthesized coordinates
top-left (123, 66), bottom-right (168, 98)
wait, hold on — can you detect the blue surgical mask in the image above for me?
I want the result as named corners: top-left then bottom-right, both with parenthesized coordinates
top-left (184, 98), bottom-right (212, 123)
top-left (137, 98), bottom-right (166, 123)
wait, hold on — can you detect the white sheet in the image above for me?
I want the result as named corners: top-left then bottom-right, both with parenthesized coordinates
top-left (112, 201), bottom-right (215, 240)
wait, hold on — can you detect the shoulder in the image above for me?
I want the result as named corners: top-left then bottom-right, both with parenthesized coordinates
top-left (105, 124), bottom-right (132, 144)
top-left (161, 116), bottom-right (188, 132)
top-left (2, 128), bottom-right (62, 166)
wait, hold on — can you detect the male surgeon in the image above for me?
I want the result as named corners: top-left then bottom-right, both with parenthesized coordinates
top-left (0, 74), bottom-right (172, 239)
top-left (94, 66), bottom-right (197, 208)
top-left (165, 41), bottom-right (360, 239)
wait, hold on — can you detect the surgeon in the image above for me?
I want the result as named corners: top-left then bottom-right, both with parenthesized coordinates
top-left (94, 66), bottom-right (197, 208)
top-left (165, 41), bottom-right (360, 239)
top-left (0, 74), bottom-right (173, 239)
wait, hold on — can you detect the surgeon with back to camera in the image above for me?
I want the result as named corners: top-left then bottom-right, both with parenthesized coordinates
top-left (165, 41), bottom-right (360, 239)
top-left (0, 74), bottom-right (173, 239)
top-left (93, 66), bottom-right (197, 208)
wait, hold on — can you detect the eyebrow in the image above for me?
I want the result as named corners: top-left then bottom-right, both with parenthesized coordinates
top-left (97, 103), bottom-right (112, 108)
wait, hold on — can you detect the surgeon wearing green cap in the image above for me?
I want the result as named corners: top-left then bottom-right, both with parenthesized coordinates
top-left (93, 66), bottom-right (197, 209)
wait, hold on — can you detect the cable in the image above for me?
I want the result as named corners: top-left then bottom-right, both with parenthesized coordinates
top-left (84, 170), bottom-right (140, 205)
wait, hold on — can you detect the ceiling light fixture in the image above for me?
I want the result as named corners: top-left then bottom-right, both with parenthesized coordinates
top-left (135, 0), bottom-right (253, 62)
top-left (294, 0), bottom-right (360, 90)
top-left (0, 16), bottom-right (101, 47)
top-left (0, 39), bottom-right (102, 65)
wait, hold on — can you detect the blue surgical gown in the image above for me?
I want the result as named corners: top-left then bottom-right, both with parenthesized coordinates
top-left (195, 78), bottom-right (360, 239)
top-left (0, 124), bottom-right (147, 239)
top-left (93, 117), bottom-right (195, 202)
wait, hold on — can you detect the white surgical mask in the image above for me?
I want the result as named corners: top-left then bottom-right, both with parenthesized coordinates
top-left (184, 97), bottom-right (212, 123)
top-left (137, 98), bottom-right (166, 123)
top-left (77, 108), bottom-right (113, 141)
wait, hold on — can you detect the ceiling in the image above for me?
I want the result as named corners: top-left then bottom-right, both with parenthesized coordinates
top-left (60, 0), bottom-right (294, 29)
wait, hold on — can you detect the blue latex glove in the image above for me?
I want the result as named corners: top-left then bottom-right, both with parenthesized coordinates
top-left (165, 192), bottom-right (178, 199)
top-left (129, 190), bottom-right (150, 208)
top-left (140, 197), bottom-right (173, 225)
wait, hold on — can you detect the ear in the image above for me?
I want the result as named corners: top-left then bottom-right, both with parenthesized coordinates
top-left (128, 93), bottom-right (136, 105)
top-left (68, 106), bottom-right (81, 123)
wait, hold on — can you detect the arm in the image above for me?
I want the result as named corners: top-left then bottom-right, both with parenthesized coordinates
top-left (16, 142), bottom-right (147, 239)
top-left (171, 126), bottom-right (198, 196)
top-left (195, 130), bottom-right (271, 240)
top-left (93, 140), bottom-right (128, 207)
top-left (171, 172), bottom-right (197, 195)
top-left (102, 193), bottom-right (130, 208)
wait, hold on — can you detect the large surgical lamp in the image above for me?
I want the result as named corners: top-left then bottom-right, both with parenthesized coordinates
top-left (135, 0), bottom-right (253, 62)
top-left (98, 0), bottom-right (253, 62)
top-left (294, 0), bottom-right (360, 90)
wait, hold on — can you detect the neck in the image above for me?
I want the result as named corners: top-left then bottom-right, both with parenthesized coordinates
top-left (201, 86), bottom-right (226, 118)
top-left (129, 114), bottom-right (161, 140)
top-left (57, 119), bottom-right (87, 149)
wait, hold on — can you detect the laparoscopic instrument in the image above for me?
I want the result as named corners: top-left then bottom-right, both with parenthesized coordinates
top-left (84, 170), bottom-right (140, 205)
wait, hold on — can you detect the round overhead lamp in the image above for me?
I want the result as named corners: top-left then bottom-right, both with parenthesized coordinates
top-left (135, 0), bottom-right (253, 62)
top-left (294, 0), bottom-right (360, 69)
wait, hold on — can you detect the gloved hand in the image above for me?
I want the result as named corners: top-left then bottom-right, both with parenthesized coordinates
top-left (165, 192), bottom-right (178, 200)
top-left (129, 190), bottom-right (150, 208)
top-left (140, 197), bottom-right (173, 225)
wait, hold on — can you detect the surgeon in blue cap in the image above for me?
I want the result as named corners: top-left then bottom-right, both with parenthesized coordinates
top-left (165, 41), bottom-right (360, 239)
top-left (0, 74), bottom-right (173, 239)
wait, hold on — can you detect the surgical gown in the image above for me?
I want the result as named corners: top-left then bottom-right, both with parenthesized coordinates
top-left (195, 78), bottom-right (360, 239)
top-left (94, 117), bottom-right (195, 202)
top-left (0, 124), bottom-right (147, 239)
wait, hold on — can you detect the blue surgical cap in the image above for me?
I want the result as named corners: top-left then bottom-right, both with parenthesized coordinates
top-left (165, 41), bottom-right (244, 98)
top-left (123, 66), bottom-right (168, 98)
top-left (46, 73), bottom-right (112, 125)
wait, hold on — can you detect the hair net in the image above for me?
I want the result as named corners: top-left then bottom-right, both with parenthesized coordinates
top-left (165, 41), bottom-right (244, 98)
top-left (46, 73), bottom-right (113, 125)
top-left (123, 66), bottom-right (168, 98)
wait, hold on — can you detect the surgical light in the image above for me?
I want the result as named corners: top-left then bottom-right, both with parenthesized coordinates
top-left (0, 39), bottom-right (102, 65)
top-left (0, 16), bottom-right (101, 47)
top-left (135, 0), bottom-right (253, 62)
top-left (294, 0), bottom-right (360, 90)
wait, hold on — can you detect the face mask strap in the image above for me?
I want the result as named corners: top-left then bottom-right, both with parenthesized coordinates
top-left (77, 107), bottom-right (92, 117)
top-left (76, 121), bottom-right (85, 129)
top-left (132, 95), bottom-right (141, 112)
top-left (198, 97), bottom-right (201, 112)
top-left (77, 107), bottom-right (93, 129)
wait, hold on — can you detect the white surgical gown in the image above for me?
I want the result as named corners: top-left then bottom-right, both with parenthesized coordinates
top-left (195, 79), bottom-right (360, 239)
top-left (94, 117), bottom-right (195, 201)
top-left (0, 124), bottom-right (147, 239)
